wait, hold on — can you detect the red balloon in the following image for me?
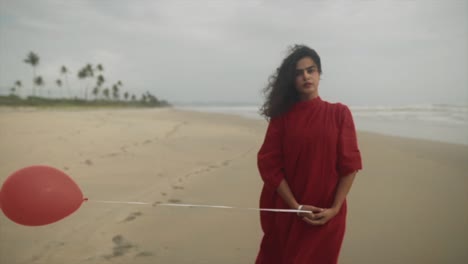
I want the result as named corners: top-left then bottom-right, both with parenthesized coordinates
top-left (0, 165), bottom-right (84, 226)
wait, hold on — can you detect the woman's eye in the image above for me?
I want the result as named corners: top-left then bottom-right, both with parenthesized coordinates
top-left (295, 67), bottom-right (316, 76)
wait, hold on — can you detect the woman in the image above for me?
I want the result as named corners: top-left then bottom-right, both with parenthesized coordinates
top-left (256, 45), bottom-right (362, 264)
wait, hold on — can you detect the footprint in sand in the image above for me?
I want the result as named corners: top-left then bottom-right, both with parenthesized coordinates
top-left (222, 160), bottom-right (231, 166)
top-left (121, 211), bottom-right (143, 223)
top-left (167, 198), bottom-right (182, 203)
top-left (135, 251), bottom-right (154, 258)
top-left (32, 241), bottom-right (65, 262)
top-left (184, 166), bottom-right (213, 178)
top-left (84, 159), bottom-right (94, 166)
top-left (161, 192), bottom-right (167, 196)
top-left (103, 152), bottom-right (119, 158)
top-left (165, 122), bottom-right (185, 138)
top-left (142, 139), bottom-right (152, 145)
top-left (103, 235), bottom-right (135, 259)
top-left (63, 166), bottom-right (70, 171)
top-left (44, 241), bottom-right (65, 250)
top-left (184, 172), bottom-right (194, 178)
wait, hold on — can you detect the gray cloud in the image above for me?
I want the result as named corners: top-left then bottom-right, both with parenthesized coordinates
top-left (0, 0), bottom-right (466, 106)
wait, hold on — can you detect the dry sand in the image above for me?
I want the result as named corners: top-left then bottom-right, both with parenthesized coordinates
top-left (0, 107), bottom-right (467, 264)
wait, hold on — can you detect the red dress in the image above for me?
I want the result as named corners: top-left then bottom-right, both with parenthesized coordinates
top-left (256, 97), bottom-right (362, 264)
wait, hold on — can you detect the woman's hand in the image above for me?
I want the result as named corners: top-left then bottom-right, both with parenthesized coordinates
top-left (301, 207), bottom-right (339, 226)
top-left (298, 205), bottom-right (324, 220)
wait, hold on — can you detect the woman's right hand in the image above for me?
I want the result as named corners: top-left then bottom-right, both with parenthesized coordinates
top-left (298, 205), bottom-right (324, 221)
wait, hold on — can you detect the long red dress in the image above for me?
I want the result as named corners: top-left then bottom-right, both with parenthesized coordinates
top-left (256, 96), bottom-right (362, 264)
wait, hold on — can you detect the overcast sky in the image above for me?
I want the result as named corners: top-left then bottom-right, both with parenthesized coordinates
top-left (0, 0), bottom-right (467, 106)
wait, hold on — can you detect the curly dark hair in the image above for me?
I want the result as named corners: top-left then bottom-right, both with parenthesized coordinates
top-left (259, 44), bottom-right (322, 119)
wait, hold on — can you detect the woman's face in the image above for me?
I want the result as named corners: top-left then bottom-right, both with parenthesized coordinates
top-left (294, 57), bottom-right (320, 100)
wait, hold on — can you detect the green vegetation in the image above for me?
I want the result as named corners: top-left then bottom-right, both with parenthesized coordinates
top-left (3, 51), bottom-right (171, 108)
top-left (0, 94), bottom-right (169, 108)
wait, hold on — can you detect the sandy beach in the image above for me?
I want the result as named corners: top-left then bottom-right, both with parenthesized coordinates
top-left (0, 107), bottom-right (467, 264)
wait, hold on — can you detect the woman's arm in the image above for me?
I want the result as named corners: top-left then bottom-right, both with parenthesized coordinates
top-left (303, 105), bottom-right (362, 225)
top-left (277, 179), bottom-right (324, 217)
top-left (332, 171), bottom-right (357, 211)
top-left (305, 171), bottom-right (357, 225)
top-left (276, 179), bottom-right (300, 209)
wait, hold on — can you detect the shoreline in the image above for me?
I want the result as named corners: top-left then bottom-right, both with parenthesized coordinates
top-left (2, 105), bottom-right (466, 146)
top-left (174, 107), bottom-right (468, 147)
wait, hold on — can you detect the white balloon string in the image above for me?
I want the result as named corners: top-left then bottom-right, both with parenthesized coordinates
top-left (85, 199), bottom-right (312, 213)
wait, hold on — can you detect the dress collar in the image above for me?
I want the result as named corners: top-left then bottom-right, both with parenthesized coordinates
top-left (294, 96), bottom-right (322, 108)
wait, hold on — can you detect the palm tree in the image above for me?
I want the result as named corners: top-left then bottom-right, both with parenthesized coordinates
top-left (24, 52), bottom-right (40, 96)
top-left (84, 64), bottom-right (94, 100)
top-left (60, 66), bottom-right (70, 97)
top-left (146, 92), bottom-right (159, 105)
top-left (95, 64), bottom-right (104, 97)
top-left (124, 92), bottom-right (129, 101)
top-left (77, 64), bottom-right (94, 100)
top-left (34, 76), bottom-right (44, 96)
top-left (56, 79), bottom-right (63, 97)
top-left (10, 86), bottom-right (16, 96)
top-left (96, 75), bottom-right (105, 87)
top-left (112, 84), bottom-right (119, 100)
top-left (85, 64), bottom-right (94, 76)
top-left (77, 67), bottom-right (88, 99)
top-left (92, 86), bottom-right (100, 100)
top-left (102, 88), bottom-right (110, 100)
top-left (77, 64), bottom-right (95, 100)
top-left (92, 74), bottom-right (104, 100)
top-left (14, 80), bottom-right (22, 97)
top-left (131, 94), bottom-right (136, 101)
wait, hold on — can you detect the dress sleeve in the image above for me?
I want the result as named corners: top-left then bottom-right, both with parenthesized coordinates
top-left (337, 105), bottom-right (362, 177)
top-left (257, 116), bottom-right (286, 190)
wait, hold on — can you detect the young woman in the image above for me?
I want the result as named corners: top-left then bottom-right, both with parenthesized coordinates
top-left (256, 45), bottom-right (362, 264)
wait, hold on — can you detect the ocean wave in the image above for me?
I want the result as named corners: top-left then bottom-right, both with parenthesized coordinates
top-left (350, 104), bottom-right (468, 125)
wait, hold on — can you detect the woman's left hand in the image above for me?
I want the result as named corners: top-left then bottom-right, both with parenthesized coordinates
top-left (302, 207), bottom-right (339, 226)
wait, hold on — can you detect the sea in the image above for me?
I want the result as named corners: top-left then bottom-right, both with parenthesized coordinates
top-left (176, 103), bottom-right (468, 146)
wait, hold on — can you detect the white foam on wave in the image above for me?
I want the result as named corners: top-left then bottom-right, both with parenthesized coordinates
top-left (175, 103), bottom-right (468, 145)
top-left (350, 104), bottom-right (468, 126)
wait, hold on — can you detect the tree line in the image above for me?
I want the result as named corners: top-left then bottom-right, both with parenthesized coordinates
top-left (7, 51), bottom-right (168, 107)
